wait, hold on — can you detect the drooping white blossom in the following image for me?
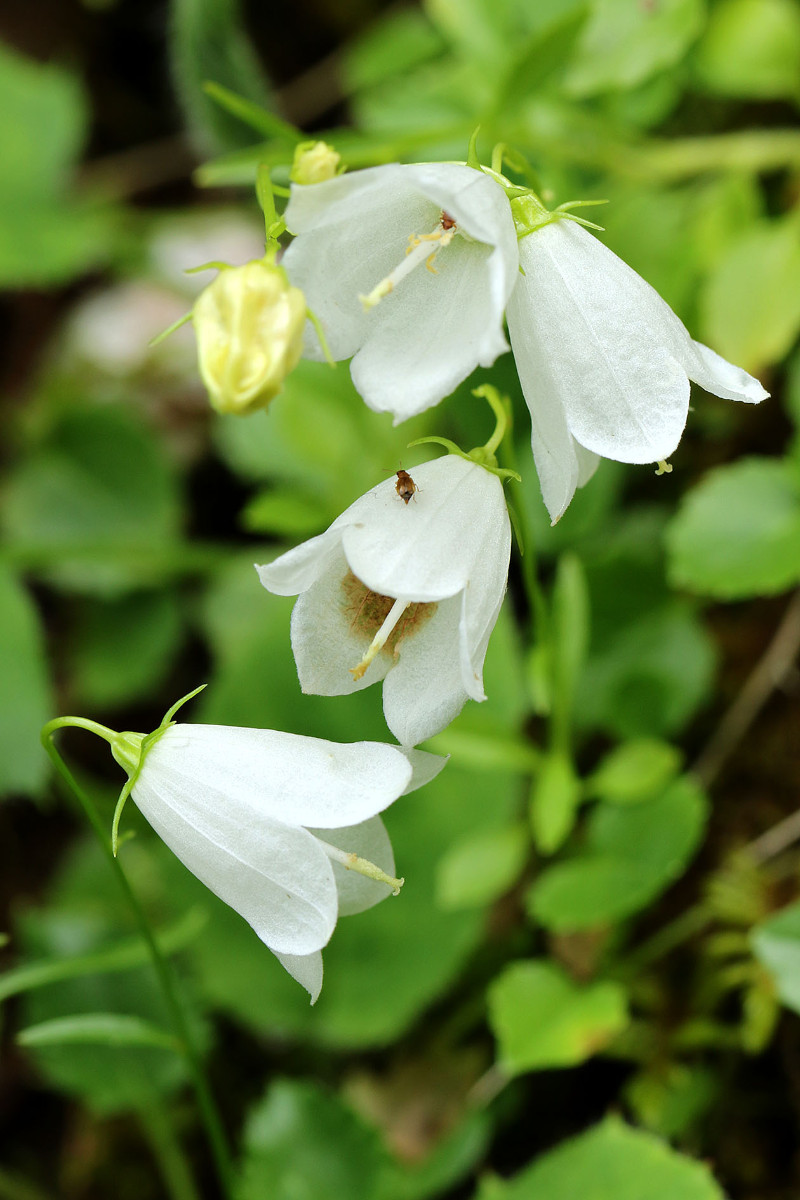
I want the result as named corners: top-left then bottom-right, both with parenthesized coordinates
top-left (124, 722), bottom-right (437, 1002)
top-left (281, 163), bottom-right (519, 421)
top-left (256, 455), bottom-right (511, 748)
top-left (506, 215), bottom-right (769, 522)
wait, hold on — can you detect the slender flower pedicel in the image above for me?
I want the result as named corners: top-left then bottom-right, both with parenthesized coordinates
top-left (44, 692), bottom-right (443, 1002)
top-left (506, 194), bottom-right (769, 522)
top-left (281, 162), bottom-right (519, 420)
top-left (257, 447), bottom-right (513, 748)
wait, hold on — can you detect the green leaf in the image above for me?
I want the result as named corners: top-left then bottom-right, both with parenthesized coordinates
top-left (550, 553), bottom-right (590, 748)
top-left (529, 776), bottom-right (708, 931)
top-left (436, 822), bottom-right (528, 910)
top-left (0, 42), bottom-right (117, 286)
top-left (752, 902), bottom-right (800, 1014)
top-left (529, 752), bottom-right (581, 853)
top-left (487, 961), bottom-right (628, 1074)
top-left (666, 458), bottom-right (800, 599)
top-left (169, 0), bottom-right (276, 153)
top-left (492, 8), bottom-right (589, 114)
top-left (566, 0), bottom-right (705, 96)
top-left (67, 590), bottom-right (184, 708)
top-left (0, 567), bottom-right (53, 797)
top-left (344, 9), bottom-right (445, 93)
top-left (587, 739), bottom-right (683, 805)
top-left (693, 0), bottom-right (800, 101)
top-left (18, 1013), bottom-right (177, 1051)
top-left (577, 601), bottom-right (716, 738)
top-left (699, 214), bottom-right (800, 373)
top-left (476, 1115), bottom-right (725, 1199)
top-left (1, 405), bottom-right (182, 596)
top-left (237, 1079), bottom-right (384, 1200)
top-left (0, 909), bottom-right (206, 1003)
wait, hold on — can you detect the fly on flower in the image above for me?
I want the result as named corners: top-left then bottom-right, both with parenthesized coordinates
top-left (256, 454), bottom-right (512, 749)
top-left (395, 468), bottom-right (418, 504)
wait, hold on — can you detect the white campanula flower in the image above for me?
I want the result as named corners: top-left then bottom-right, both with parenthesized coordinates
top-left (506, 203), bottom-right (769, 523)
top-left (256, 454), bottom-right (512, 748)
top-left (281, 163), bottom-right (519, 421)
top-left (107, 717), bottom-right (442, 1002)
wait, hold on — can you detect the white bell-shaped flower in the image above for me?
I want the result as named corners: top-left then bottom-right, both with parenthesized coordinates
top-left (256, 455), bottom-right (512, 748)
top-left (123, 723), bottom-right (432, 1002)
top-left (506, 215), bottom-right (769, 523)
top-left (281, 163), bottom-right (519, 421)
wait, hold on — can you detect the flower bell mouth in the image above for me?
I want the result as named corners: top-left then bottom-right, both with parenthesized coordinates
top-left (359, 211), bottom-right (458, 311)
top-left (342, 571), bottom-right (437, 681)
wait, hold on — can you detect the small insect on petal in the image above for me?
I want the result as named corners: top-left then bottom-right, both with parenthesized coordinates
top-left (395, 469), bottom-right (418, 504)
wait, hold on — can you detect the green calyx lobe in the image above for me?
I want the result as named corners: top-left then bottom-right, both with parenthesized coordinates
top-left (409, 385), bottom-right (521, 484)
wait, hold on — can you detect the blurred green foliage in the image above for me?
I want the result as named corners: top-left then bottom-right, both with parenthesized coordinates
top-left (3, 0), bottom-right (800, 1196)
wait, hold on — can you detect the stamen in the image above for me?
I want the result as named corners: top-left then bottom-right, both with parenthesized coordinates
top-left (359, 218), bottom-right (456, 311)
top-left (655, 460), bottom-right (673, 476)
top-left (316, 838), bottom-right (404, 895)
top-left (349, 596), bottom-right (410, 680)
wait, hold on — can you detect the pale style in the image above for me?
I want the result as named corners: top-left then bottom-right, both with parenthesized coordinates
top-left (257, 455), bottom-right (512, 748)
top-left (129, 722), bottom-right (434, 1002)
top-left (507, 218), bottom-right (769, 522)
top-left (281, 163), bottom-right (519, 420)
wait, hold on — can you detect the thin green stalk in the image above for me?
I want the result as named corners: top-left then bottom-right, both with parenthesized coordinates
top-left (138, 1098), bottom-right (203, 1200)
top-left (498, 432), bottom-right (549, 642)
top-left (40, 728), bottom-right (235, 1200)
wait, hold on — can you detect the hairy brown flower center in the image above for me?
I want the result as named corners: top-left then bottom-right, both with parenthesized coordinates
top-left (341, 571), bottom-right (437, 660)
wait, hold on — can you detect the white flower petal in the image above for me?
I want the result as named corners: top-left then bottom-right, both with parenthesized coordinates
top-left (274, 949), bottom-right (323, 1004)
top-left (141, 723), bottom-right (411, 836)
top-left (382, 594), bottom-right (467, 746)
top-left (283, 163), bottom-right (517, 419)
top-left (289, 544), bottom-right (392, 696)
top-left (255, 524), bottom-right (343, 596)
top-left (284, 169), bottom-right (435, 362)
top-left (133, 752), bottom-right (338, 956)
top-left (313, 815), bottom-right (397, 917)
top-left (350, 234), bottom-right (509, 421)
top-left (684, 339), bottom-right (770, 403)
top-left (402, 747), bottom-right (449, 790)
top-left (341, 456), bottom-right (505, 601)
top-left (511, 221), bottom-right (694, 464)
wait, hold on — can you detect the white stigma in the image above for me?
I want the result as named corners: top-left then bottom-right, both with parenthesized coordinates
top-left (349, 596), bottom-right (411, 680)
top-left (359, 220), bottom-right (457, 311)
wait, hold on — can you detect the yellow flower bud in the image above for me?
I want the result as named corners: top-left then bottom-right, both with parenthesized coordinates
top-left (193, 260), bottom-right (306, 415)
top-left (290, 141), bottom-right (341, 186)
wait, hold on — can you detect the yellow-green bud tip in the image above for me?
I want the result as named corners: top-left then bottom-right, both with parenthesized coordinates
top-left (193, 261), bottom-right (306, 416)
top-left (290, 141), bottom-right (341, 186)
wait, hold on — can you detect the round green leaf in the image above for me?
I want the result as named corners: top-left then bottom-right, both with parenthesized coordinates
top-left (666, 458), bottom-right (800, 599)
top-left (487, 960), bottom-right (628, 1074)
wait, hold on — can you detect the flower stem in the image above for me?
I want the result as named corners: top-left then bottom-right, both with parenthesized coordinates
top-left (40, 727), bottom-right (235, 1200)
top-left (138, 1097), bottom-right (202, 1200)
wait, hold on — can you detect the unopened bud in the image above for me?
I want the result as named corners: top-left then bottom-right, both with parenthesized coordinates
top-left (290, 141), bottom-right (341, 186)
top-left (193, 260), bottom-right (306, 415)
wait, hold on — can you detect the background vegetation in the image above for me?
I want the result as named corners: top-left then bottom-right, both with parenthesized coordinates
top-left (2, 0), bottom-right (800, 1197)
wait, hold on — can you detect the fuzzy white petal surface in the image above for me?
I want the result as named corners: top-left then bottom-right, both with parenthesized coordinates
top-left (454, 470), bottom-right (510, 697)
top-left (341, 456), bottom-right (507, 601)
top-left (289, 545), bottom-right (392, 696)
top-left (133, 755), bottom-right (338, 956)
top-left (141, 723), bottom-right (411, 832)
top-left (514, 222), bottom-right (694, 464)
top-left (312, 815), bottom-right (396, 916)
top-left (283, 164), bottom-right (517, 415)
top-left (382, 593), bottom-right (468, 746)
top-left (402, 747), bottom-right (448, 790)
top-left (274, 950), bottom-right (324, 1004)
top-left (350, 234), bottom-right (509, 420)
top-left (256, 524), bottom-right (344, 597)
top-left (684, 339), bottom-right (769, 403)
